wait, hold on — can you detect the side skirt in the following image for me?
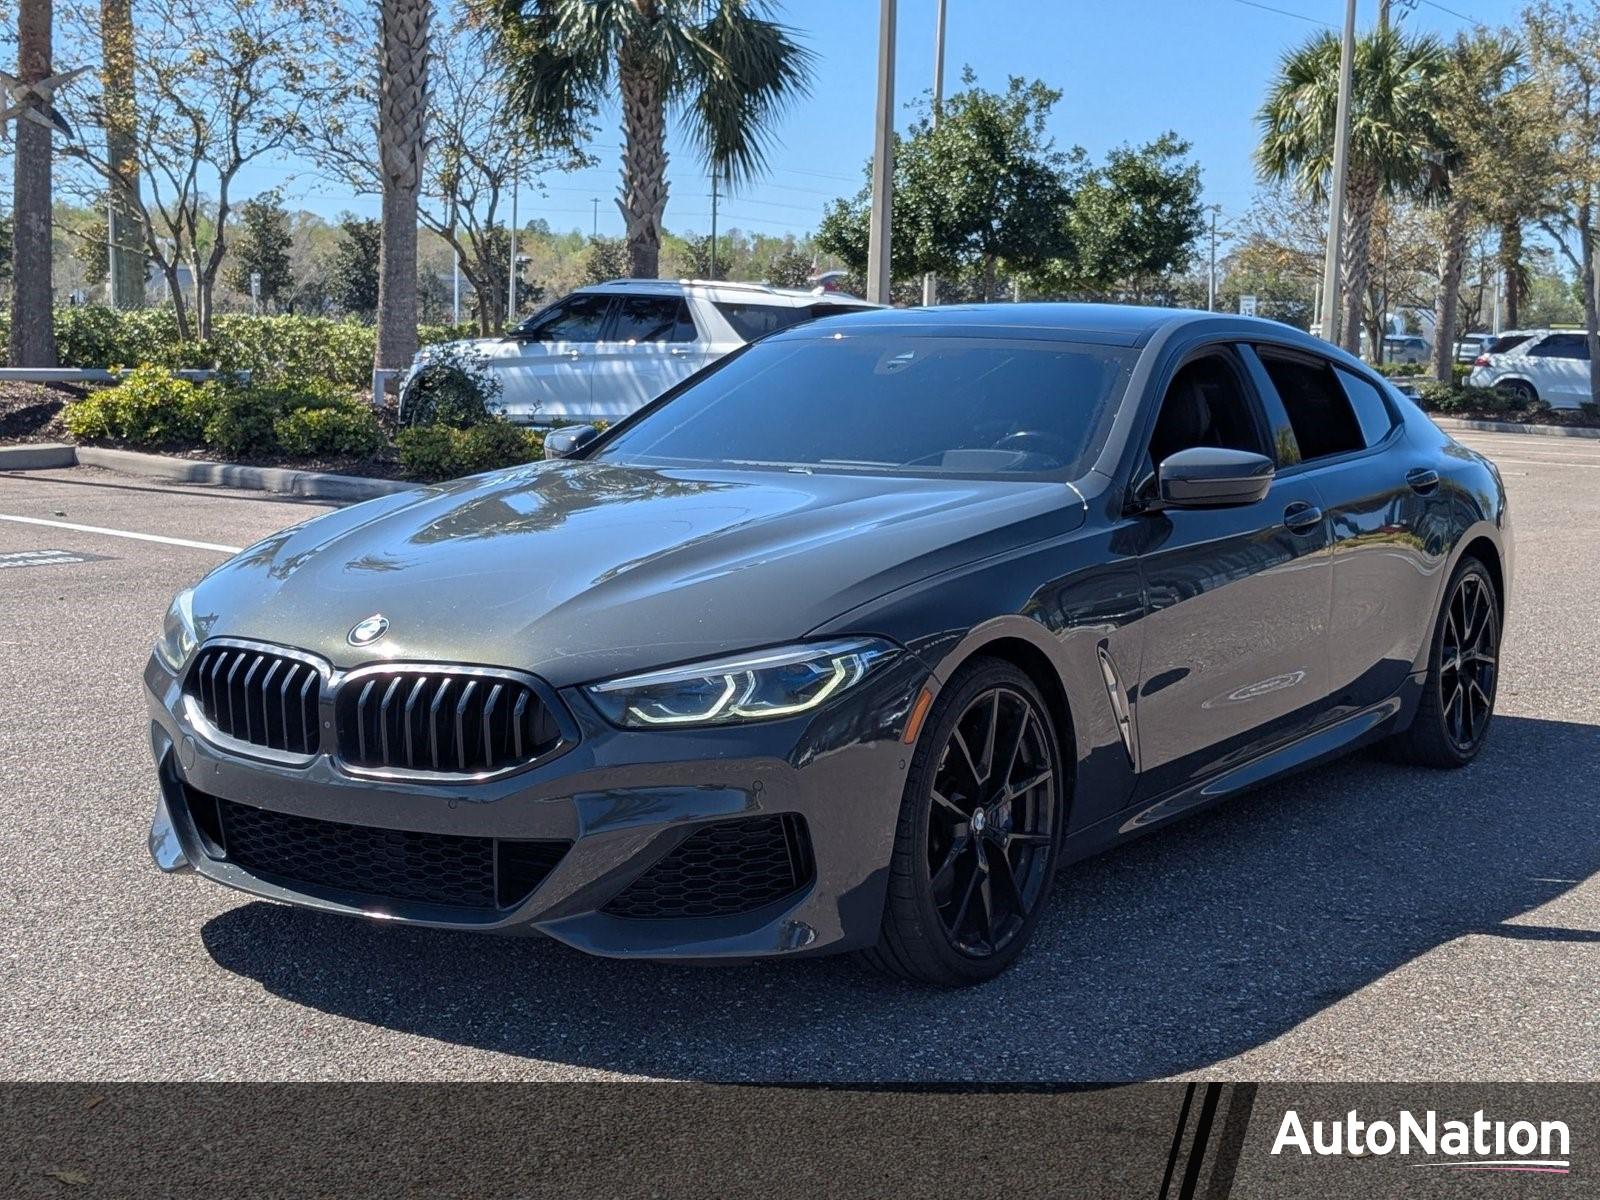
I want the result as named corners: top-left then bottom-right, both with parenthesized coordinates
top-left (1061, 676), bottom-right (1424, 864)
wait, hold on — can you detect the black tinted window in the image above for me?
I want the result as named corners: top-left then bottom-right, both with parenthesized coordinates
top-left (519, 294), bottom-right (612, 342)
top-left (1489, 333), bottom-right (1532, 354)
top-left (1529, 333), bottom-right (1590, 360)
top-left (1259, 353), bottom-right (1365, 461)
top-left (1336, 369), bottom-right (1396, 447)
top-left (609, 296), bottom-right (697, 343)
top-left (595, 334), bottom-right (1134, 477)
top-left (1149, 354), bottom-right (1266, 465)
top-left (714, 301), bottom-right (811, 340)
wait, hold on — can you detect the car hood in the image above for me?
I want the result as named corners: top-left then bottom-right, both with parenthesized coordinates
top-left (192, 461), bottom-right (1085, 687)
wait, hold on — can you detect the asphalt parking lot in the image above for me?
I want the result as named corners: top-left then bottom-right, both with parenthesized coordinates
top-left (2, 428), bottom-right (1596, 1083)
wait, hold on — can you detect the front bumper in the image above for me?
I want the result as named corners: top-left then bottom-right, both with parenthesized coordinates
top-left (145, 649), bottom-right (925, 961)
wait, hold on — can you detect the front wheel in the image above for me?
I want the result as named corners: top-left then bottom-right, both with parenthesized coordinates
top-left (1386, 557), bottom-right (1501, 768)
top-left (863, 659), bottom-right (1066, 986)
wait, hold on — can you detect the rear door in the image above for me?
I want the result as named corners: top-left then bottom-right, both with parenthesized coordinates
top-left (588, 294), bottom-right (705, 422)
top-left (1246, 346), bottom-right (1440, 711)
top-left (1524, 333), bottom-right (1590, 408)
top-left (494, 293), bottom-right (613, 423)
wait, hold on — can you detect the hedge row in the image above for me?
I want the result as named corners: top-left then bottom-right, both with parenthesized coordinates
top-left (61, 365), bottom-right (543, 479)
top-left (0, 308), bottom-right (475, 388)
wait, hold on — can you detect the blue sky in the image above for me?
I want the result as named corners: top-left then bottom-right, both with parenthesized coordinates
top-left (256, 0), bottom-right (1530, 242)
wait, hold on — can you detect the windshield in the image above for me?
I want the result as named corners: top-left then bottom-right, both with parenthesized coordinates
top-left (592, 332), bottom-right (1135, 478)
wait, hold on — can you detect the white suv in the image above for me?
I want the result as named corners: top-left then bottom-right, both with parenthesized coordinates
top-left (1467, 329), bottom-right (1594, 409)
top-left (407, 279), bottom-right (878, 425)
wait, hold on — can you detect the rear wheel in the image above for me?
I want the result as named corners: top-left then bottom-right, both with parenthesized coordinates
top-left (864, 659), bottom-right (1065, 986)
top-left (1496, 379), bottom-right (1537, 408)
top-left (1386, 557), bottom-right (1501, 768)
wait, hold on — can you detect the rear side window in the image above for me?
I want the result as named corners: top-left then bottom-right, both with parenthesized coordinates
top-left (714, 302), bottom-right (811, 340)
top-left (1529, 333), bottom-right (1590, 360)
top-left (1489, 333), bottom-right (1532, 354)
top-left (608, 296), bottom-right (697, 343)
top-left (1258, 353), bottom-right (1366, 461)
top-left (1335, 369), bottom-right (1397, 447)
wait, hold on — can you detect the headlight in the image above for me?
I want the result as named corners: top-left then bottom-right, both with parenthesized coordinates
top-left (585, 638), bottom-right (898, 729)
top-left (154, 587), bottom-right (198, 673)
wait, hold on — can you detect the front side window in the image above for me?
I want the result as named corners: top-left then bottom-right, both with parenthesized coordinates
top-left (594, 333), bottom-right (1135, 478)
top-left (1257, 352), bottom-right (1366, 462)
top-left (1147, 353), bottom-right (1267, 466)
top-left (517, 294), bottom-right (612, 342)
top-left (607, 295), bottom-right (697, 343)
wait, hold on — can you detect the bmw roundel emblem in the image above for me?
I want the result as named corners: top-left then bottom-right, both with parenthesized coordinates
top-left (347, 613), bottom-right (389, 647)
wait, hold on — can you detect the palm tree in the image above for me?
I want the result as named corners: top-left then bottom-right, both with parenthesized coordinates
top-left (1257, 26), bottom-right (1445, 356)
top-left (9, 0), bottom-right (58, 366)
top-left (100, 0), bottom-right (143, 309)
top-left (375, 0), bottom-right (432, 381)
top-left (490, 0), bottom-right (812, 279)
top-left (1428, 32), bottom-right (1526, 383)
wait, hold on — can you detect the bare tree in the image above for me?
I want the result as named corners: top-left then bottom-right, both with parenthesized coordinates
top-left (375, 0), bottom-right (431, 377)
top-left (59, 0), bottom-right (346, 339)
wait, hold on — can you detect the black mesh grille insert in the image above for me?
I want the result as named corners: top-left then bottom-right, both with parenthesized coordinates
top-left (184, 646), bottom-right (321, 755)
top-left (202, 793), bottom-right (567, 911)
top-left (603, 815), bottom-right (814, 920)
top-left (336, 669), bottom-right (564, 775)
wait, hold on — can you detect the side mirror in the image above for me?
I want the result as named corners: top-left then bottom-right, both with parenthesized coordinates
top-left (543, 424), bottom-right (600, 460)
top-left (1157, 447), bottom-right (1274, 507)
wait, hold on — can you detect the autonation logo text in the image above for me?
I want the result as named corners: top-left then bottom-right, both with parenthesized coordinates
top-left (1273, 1108), bottom-right (1571, 1175)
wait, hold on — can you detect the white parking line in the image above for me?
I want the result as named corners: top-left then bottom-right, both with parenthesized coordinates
top-left (0, 513), bottom-right (242, 554)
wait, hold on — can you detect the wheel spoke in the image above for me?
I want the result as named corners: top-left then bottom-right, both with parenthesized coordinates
top-left (1008, 831), bottom-right (1052, 846)
top-left (949, 854), bottom-right (983, 937)
top-left (930, 788), bottom-right (967, 822)
top-left (950, 728), bottom-right (984, 792)
top-left (931, 832), bottom-right (971, 891)
top-left (990, 846), bottom-right (1027, 914)
top-left (999, 708), bottom-right (1030, 793)
top-left (979, 692), bottom-right (1000, 785)
top-left (1008, 768), bottom-right (1053, 798)
top-left (974, 846), bottom-right (996, 948)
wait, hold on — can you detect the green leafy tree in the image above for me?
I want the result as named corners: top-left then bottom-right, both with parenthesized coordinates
top-left (817, 73), bottom-right (1074, 299)
top-left (1524, 0), bottom-right (1600, 406)
top-left (764, 246), bottom-right (812, 288)
top-left (1040, 133), bottom-right (1205, 298)
top-left (226, 190), bottom-right (295, 311)
top-left (582, 235), bottom-right (631, 284)
top-left (490, 0), bottom-right (814, 279)
top-left (330, 216), bottom-right (382, 320)
top-left (1257, 25), bottom-right (1445, 354)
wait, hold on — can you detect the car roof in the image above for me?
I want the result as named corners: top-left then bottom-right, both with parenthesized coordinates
top-left (574, 278), bottom-right (879, 308)
top-left (764, 302), bottom-right (1308, 349)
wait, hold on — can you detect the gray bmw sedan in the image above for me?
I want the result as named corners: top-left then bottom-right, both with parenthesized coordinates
top-left (146, 304), bottom-right (1510, 984)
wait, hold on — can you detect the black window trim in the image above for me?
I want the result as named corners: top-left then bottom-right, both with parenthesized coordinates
top-left (1127, 340), bottom-right (1276, 508)
top-left (1248, 343), bottom-right (1402, 477)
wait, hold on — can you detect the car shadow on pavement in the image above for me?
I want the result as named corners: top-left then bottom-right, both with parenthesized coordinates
top-left (201, 714), bottom-right (1600, 1081)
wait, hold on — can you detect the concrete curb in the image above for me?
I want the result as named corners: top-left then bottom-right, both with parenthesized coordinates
top-left (1, 443), bottom-right (420, 502)
top-left (0, 442), bottom-right (76, 470)
top-left (1432, 416), bottom-right (1600, 440)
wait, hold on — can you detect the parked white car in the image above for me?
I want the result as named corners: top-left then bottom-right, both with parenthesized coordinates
top-left (405, 279), bottom-right (878, 426)
top-left (1466, 329), bottom-right (1594, 409)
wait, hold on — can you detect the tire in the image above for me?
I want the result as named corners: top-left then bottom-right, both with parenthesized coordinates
top-left (1385, 556), bottom-right (1501, 768)
top-left (862, 658), bottom-right (1066, 986)
top-left (1497, 379), bottom-right (1537, 407)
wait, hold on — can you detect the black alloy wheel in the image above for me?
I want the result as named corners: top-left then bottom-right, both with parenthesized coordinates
top-left (1386, 556), bottom-right (1501, 768)
top-left (1438, 569), bottom-right (1499, 753)
top-left (866, 659), bottom-right (1065, 985)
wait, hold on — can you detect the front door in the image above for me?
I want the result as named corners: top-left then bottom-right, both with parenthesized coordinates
top-left (494, 293), bottom-right (613, 423)
top-left (1127, 347), bottom-right (1333, 801)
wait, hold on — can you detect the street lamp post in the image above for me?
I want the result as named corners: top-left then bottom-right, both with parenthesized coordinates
top-left (1318, 0), bottom-right (1357, 348)
top-left (866, 0), bottom-right (896, 305)
top-left (921, 0), bottom-right (946, 307)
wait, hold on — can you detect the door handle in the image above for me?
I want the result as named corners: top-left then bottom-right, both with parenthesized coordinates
top-left (669, 347), bottom-right (691, 357)
top-left (1406, 467), bottom-right (1440, 494)
top-left (564, 350), bottom-right (582, 360)
top-left (1282, 502), bottom-right (1323, 534)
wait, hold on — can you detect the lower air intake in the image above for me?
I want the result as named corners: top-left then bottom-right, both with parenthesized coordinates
top-left (602, 814), bottom-right (814, 920)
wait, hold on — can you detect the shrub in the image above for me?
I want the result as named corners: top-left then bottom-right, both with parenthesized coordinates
top-left (396, 418), bottom-right (543, 481)
top-left (1414, 381), bottom-right (1509, 414)
top-left (200, 375), bottom-right (284, 457)
top-left (1580, 401), bottom-right (1599, 422)
top-left (1373, 361), bottom-right (1425, 378)
top-left (274, 404), bottom-right (386, 459)
top-left (401, 342), bottom-right (504, 429)
top-left (61, 366), bottom-right (214, 446)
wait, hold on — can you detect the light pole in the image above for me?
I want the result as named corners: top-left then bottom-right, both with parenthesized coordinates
top-left (709, 170), bottom-right (719, 280)
top-left (591, 197), bottom-right (599, 238)
top-left (866, 0), bottom-right (896, 305)
top-left (921, 0), bottom-right (947, 307)
top-left (1207, 204), bottom-right (1222, 311)
top-left (508, 156), bottom-right (519, 325)
top-left (1318, 0), bottom-right (1357, 348)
